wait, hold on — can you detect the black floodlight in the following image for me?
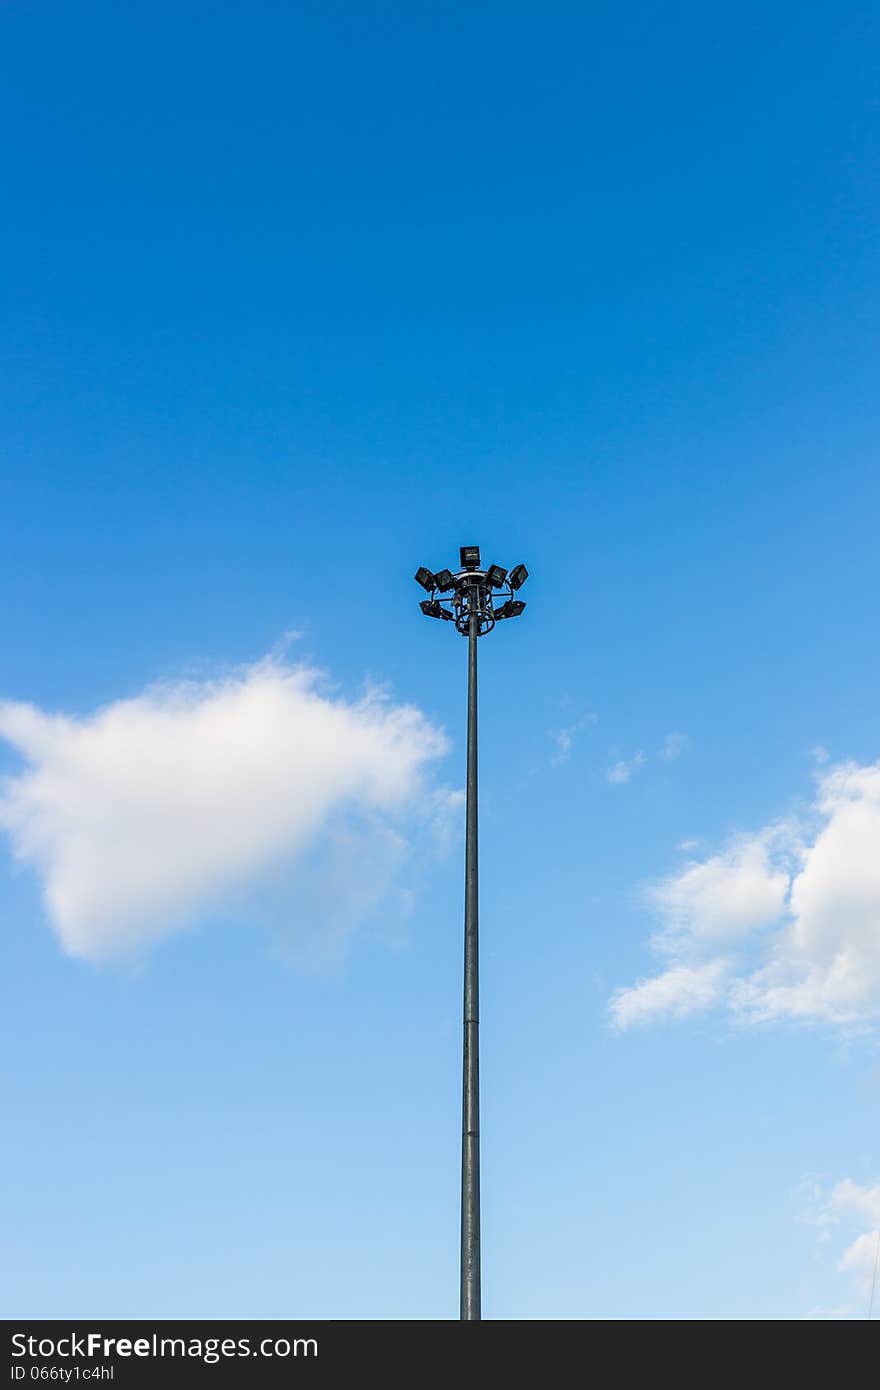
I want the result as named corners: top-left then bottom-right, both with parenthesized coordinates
top-left (417, 545), bottom-right (527, 637)
top-left (421, 598), bottom-right (455, 620)
top-left (494, 599), bottom-right (526, 620)
top-left (460, 545), bottom-right (481, 570)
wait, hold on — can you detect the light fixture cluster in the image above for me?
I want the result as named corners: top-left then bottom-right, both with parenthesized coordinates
top-left (415, 545), bottom-right (529, 636)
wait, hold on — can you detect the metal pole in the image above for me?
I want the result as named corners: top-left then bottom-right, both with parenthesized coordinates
top-left (460, 606), bottom-right (481, 1320)
top-left (415, 547), bottom-right (528, 1319)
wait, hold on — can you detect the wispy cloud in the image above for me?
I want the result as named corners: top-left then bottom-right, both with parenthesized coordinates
top-left (610, 759), bottom-right (880, 1031)
top-left (605, 732), bottom-right (687, 785)
top-left (0, 657), bottom-right (449, 962)
top-left (606, 751), bottom-right (647, 784)
top-left (660, 731), bottom-right (688, 762)
top-left (549, 711), bottom-right (598, 766)
top-left (802, 1177), bottom-right (880, 1318)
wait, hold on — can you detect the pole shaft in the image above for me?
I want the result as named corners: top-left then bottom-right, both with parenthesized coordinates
top-left (460, 609), bottom-right (481, 1319)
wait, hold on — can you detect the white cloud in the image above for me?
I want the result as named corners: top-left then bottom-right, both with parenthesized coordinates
top-left (648, 832), bottom-right (791, 948)
top-left (0, 658), bottom-right (449, 961)
top-left (610, 758), bottom-right (880, 1030)
top-left (825, 1178), bottom-right (880, 1228)
top-left (609, 959), bottom-right (728, 1030)
top-left (660, 731), bottom-right (688, 761)
top-left (605, 732), bottom-right (688, 785)
top-left (606, 751), bottom-right (646, 784)
top-left (839, 1230), bottom-right (880, 1292)
top-left (550, 711), bottom-right (598, 766)
top-left (803, 1178), bottom-right (880, 1318)
top-left (553, 729), bottom-right (574, 763)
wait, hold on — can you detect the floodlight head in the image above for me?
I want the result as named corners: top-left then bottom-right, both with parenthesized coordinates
top-left (421, 598), bottom-right (455, 621)
top-left (415, 566), bottom-right (436, 592)
top-left (494, 598), bottom-right (526, 621)
top-left (416, 547), bottom-right (528, 637)
top-left (460, 545), bottom-right (481, 570)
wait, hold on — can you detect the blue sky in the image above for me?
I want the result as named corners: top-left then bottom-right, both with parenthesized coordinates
top-left (2, 1), bottom-right (880, 1319)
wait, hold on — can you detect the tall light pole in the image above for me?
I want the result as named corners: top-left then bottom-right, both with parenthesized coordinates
top-left (415, 545), bottom-right (529, 1321)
